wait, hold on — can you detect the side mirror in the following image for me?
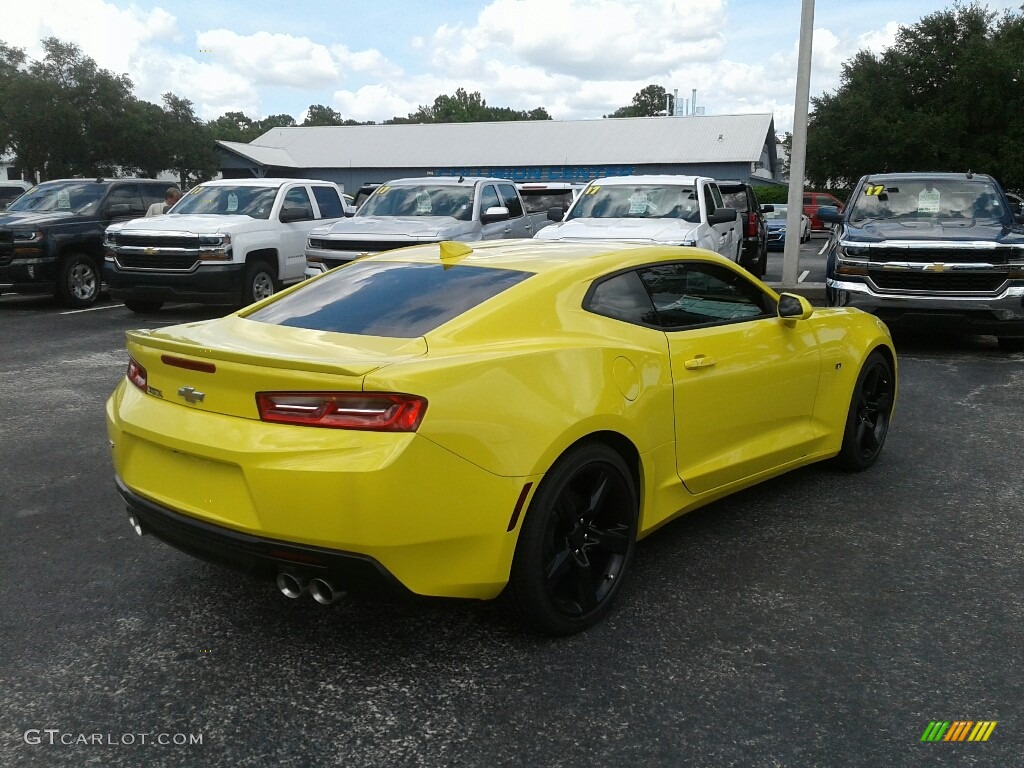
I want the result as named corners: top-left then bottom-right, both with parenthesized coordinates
top-left (778, 292), bottom-right (814, 323)
top-left (481, 205), bottom-right (510, 224)
top-left (280, 205), bottom-right (310, 223)
top-left (760, 204), bottom-right (774, 213)
top-left (707, 207), bottom-right (737, 225)
top-left (547, 206), bottom-right (565, 222)
top-left (817, 206), bottom-right (843, 224)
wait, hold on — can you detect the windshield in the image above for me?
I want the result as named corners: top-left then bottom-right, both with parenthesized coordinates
top-left (5, 181), bottom-right (106, 215)
top-left (358, 184), bottom-right (474, 221)
top-left (765, 205), bottom-right (789, 220)
top-left (849, 178), bottom-right (1010, 223)
top-left (567, 184), bottom-right (701, 222)
top-left (173, 184), bottom-right (282, 219)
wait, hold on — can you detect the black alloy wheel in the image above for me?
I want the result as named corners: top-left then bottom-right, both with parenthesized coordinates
top-left (836, 351), bottom-right (895, 471)
top-left (506, 443), bottom-right (638, 635)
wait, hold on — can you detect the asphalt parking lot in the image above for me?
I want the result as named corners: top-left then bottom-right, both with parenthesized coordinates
top-left (2, 289), bottom-right (1022, 767)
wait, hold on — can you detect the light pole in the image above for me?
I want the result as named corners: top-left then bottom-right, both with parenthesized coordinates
top-left (782, 0), bottom-right (816, 287)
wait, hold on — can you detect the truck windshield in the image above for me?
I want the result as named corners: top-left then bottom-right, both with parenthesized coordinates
top-left (5, 181), bottom-right (106, 215)
top-left (849, 179), bottom-right (1010, 223)
top-left (567, 184), bottom-right (700, 222)
top-left (358, 184), bottom-right (474, 221)
top-left (173, 185), bottom-right (282, 219)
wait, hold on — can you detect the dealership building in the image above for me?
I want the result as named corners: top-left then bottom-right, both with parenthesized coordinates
top-left (215, 113), bottom-right (782, 193)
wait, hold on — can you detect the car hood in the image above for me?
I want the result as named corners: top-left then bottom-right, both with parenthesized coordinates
top-left (0, 210), bottom-right (92, 228)
top-left (842, 219), bottom-right (1024, 244)
top-left (319, 216), bottom-right (470, 240)
top-left (112, 214), bottom-right (268, 234)
top-left (536, 218), bottom-right (700, 242)
top-left (766, 220), bottom-right (787, 230)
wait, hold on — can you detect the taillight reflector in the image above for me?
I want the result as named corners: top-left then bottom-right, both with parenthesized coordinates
top-left (256, 392), bottom-right (428, 431)
top-left (161, 354), bottom-right (216, 373)
top-left (127, 357), bottom-right (147, 391)
top-left (745, 212), bottom-right (757, 238)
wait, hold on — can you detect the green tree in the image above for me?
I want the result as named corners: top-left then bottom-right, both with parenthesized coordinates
top-left (208, 111), bottom-right (259, 143)
top-left (162, 92), bottom-right (217, 188)
top-left (807, 3), bottom-right (1024, 190)
top-left (302, 104), bottom-right (349, 126)
top-left (2, 37), bottom-right (137, 180)
top-left (387, 88), bottom-right (551, 124)
top-left (605, 84), bottom-right (672, 118)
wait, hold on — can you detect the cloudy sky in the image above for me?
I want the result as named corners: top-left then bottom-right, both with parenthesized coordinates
top-left (4, 1), bottom-right (1019, 132)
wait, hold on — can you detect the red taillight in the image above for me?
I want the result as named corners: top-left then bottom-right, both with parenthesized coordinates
top-left (126, 357), bottom-right (147, 391)
top-left (745, 211), bottom-right (758, 238)
top-left (255, 392), bottom-right (428, 431)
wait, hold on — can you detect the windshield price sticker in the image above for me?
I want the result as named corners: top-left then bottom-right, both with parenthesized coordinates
top-left (227, 193), bottom-right (239, 212)
top-left (376, 185), bottom-right (390, 195)
top-left (56, 190), bottom-right (71, 209)
top-left (584, 186), bottom-right (600, 195)
top-left (416, 190), bottom-right (432, 214)
top-left (865, 185), bottom-right (885, 196)
top-left (918, 188), bottom-right (941, 213)
top-left (629, 191), bottom-right (651, 214)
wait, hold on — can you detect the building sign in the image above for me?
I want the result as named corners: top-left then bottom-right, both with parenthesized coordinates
top-left (432, 166), bottom-right (636, 182)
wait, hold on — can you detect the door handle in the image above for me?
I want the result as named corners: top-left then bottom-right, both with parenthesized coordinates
top-left (684, 355), bottom-right (716, 370)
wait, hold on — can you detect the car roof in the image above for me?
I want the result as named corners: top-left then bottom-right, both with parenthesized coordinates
top-left (863, 172), bottom-right (997, 183)
top-left (584, 174), bottom-right (708, 186)
top-left (198, 178), bottom-right (337, 187)
top-left (383, 176), bottom-right (514, 186)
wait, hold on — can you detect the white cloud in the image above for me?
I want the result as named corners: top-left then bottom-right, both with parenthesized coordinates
top-left (332, 84), bottom-right (419, 123)
top-left (196, 29), bottom-right (339, 88)
top-left (329, 45), bottom-right (404, 79)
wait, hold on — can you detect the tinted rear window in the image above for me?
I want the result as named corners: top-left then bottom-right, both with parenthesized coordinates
top-left (247, 261), bottom-right (533, 337)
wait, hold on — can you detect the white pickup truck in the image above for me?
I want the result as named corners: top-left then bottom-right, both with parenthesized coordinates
top-left (304, 176), bottom-right (535, 276)
top-left (104, 178), bottom-right (346, 312)
top-left (534, 175), bottom-right (740, 262)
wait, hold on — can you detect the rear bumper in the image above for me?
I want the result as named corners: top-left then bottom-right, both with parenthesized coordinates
top-left (828, 278), bottom-right (1024, 335)
top-left (116, 476), bottom-right (413, 599)
top-left (105, 260), bottom-right (245, 304)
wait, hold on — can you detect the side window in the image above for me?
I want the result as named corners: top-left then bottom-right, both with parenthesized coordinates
top-left (585, 270), bottom-right (659, 327)
top-left (107, 184), bottom-right (145, 215)
top-left (803, 195), bottom-right (813, 206)
top-left (142, 185), bottom-right (168, 209)
top-left (709, 184), bottom-right (725, 210)
top-left (479, 184), bottom-right (501, 214)
top-left (497, 184), bottom-right (524, 218)
top-left (703, 185), bottom-right (716, 216)
top-left (312, 186), bottom-right (343, 219)
top-left (282, 187), bottom-right (314, 221)
top-left (638, 262), bottom-right (774, 329)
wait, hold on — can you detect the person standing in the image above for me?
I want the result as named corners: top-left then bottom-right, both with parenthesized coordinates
top-left (146, 186), bottom-right (182, 217)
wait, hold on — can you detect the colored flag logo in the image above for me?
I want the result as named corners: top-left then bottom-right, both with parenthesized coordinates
top-left (921, 721), bottom-right (997, 742)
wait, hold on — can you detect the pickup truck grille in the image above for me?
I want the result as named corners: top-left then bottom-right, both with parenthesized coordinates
top-left (117, 234), bottom-right (201, 249)
top-left (867, 247), bottom-right (1010, 265)
top-left (869, 269), bottom-right (1008, 293)
top-left (115, 254), bottom-right (200, 271)
top-left (309, 238), bottom-right (429, 252)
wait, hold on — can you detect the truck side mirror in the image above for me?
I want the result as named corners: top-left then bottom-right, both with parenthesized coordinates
top-left (481, 206), bottom-right (510, 224)
top-left (547, 206), bottom-right (565, 222)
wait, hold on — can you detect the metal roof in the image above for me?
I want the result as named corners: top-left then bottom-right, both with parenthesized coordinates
top-left (219, 114), bottom-right (775, 169)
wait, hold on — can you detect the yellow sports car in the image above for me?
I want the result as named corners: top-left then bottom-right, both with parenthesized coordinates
top-left (106, 239), bottom-right (896, 635)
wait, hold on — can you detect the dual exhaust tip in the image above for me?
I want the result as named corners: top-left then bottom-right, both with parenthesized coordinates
top-left (276, 572), bottom-right (346, 605)
top-left (127, 514), bottom-right (345, 606)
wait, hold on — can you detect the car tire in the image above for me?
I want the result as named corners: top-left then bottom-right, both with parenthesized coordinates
top-left (835, 351), bottom-right (895, 471)
top-left (997, 337), bottom-right (1024, 352)
top-left (756, 244), bottom-right (767, 278)
top-left (505, 442), bottom-right (638, 636)
top-left (124, 299), bottom-right (164, 314)
top-left (241, 261), bottom-right (277, 307)
top-left (55, 252), bottom-right (101, 308)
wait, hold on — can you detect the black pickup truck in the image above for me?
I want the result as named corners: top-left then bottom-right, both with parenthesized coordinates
top-left (0, 178), bottom-right (169, 307)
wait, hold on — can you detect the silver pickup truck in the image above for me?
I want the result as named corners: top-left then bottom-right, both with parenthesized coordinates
top-left (305, 176), bottom-right (535, 276)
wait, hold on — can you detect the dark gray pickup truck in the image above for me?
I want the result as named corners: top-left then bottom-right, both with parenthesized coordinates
top-left (822, 171), bottom-right (1024, 351)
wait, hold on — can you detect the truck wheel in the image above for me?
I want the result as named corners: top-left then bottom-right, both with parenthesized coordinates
top-left (56, 253), bottom-right (101, 308)
top-left (124, 300), bottom-right (164, 314)
top-left (242, 261), bottom-right (277, 306)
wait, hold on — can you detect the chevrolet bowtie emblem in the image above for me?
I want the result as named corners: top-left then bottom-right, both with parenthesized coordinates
top-left (177, 386), bottom-right (206, 404)
top-left (925, 263), bottom-right (948, 272)
top-left (144, 247), bottom-right (155, 255)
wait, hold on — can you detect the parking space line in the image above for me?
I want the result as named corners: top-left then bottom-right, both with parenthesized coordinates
top-left (60, 304), bottom-right (125, 315)
top-left (799, 270), bottom-right (809, 283)
top-left (818, 241), bottom-right (828, 255)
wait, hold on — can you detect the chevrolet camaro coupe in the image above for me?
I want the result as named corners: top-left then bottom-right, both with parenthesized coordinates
top-left (107, 239), bottom-right (897, 635)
